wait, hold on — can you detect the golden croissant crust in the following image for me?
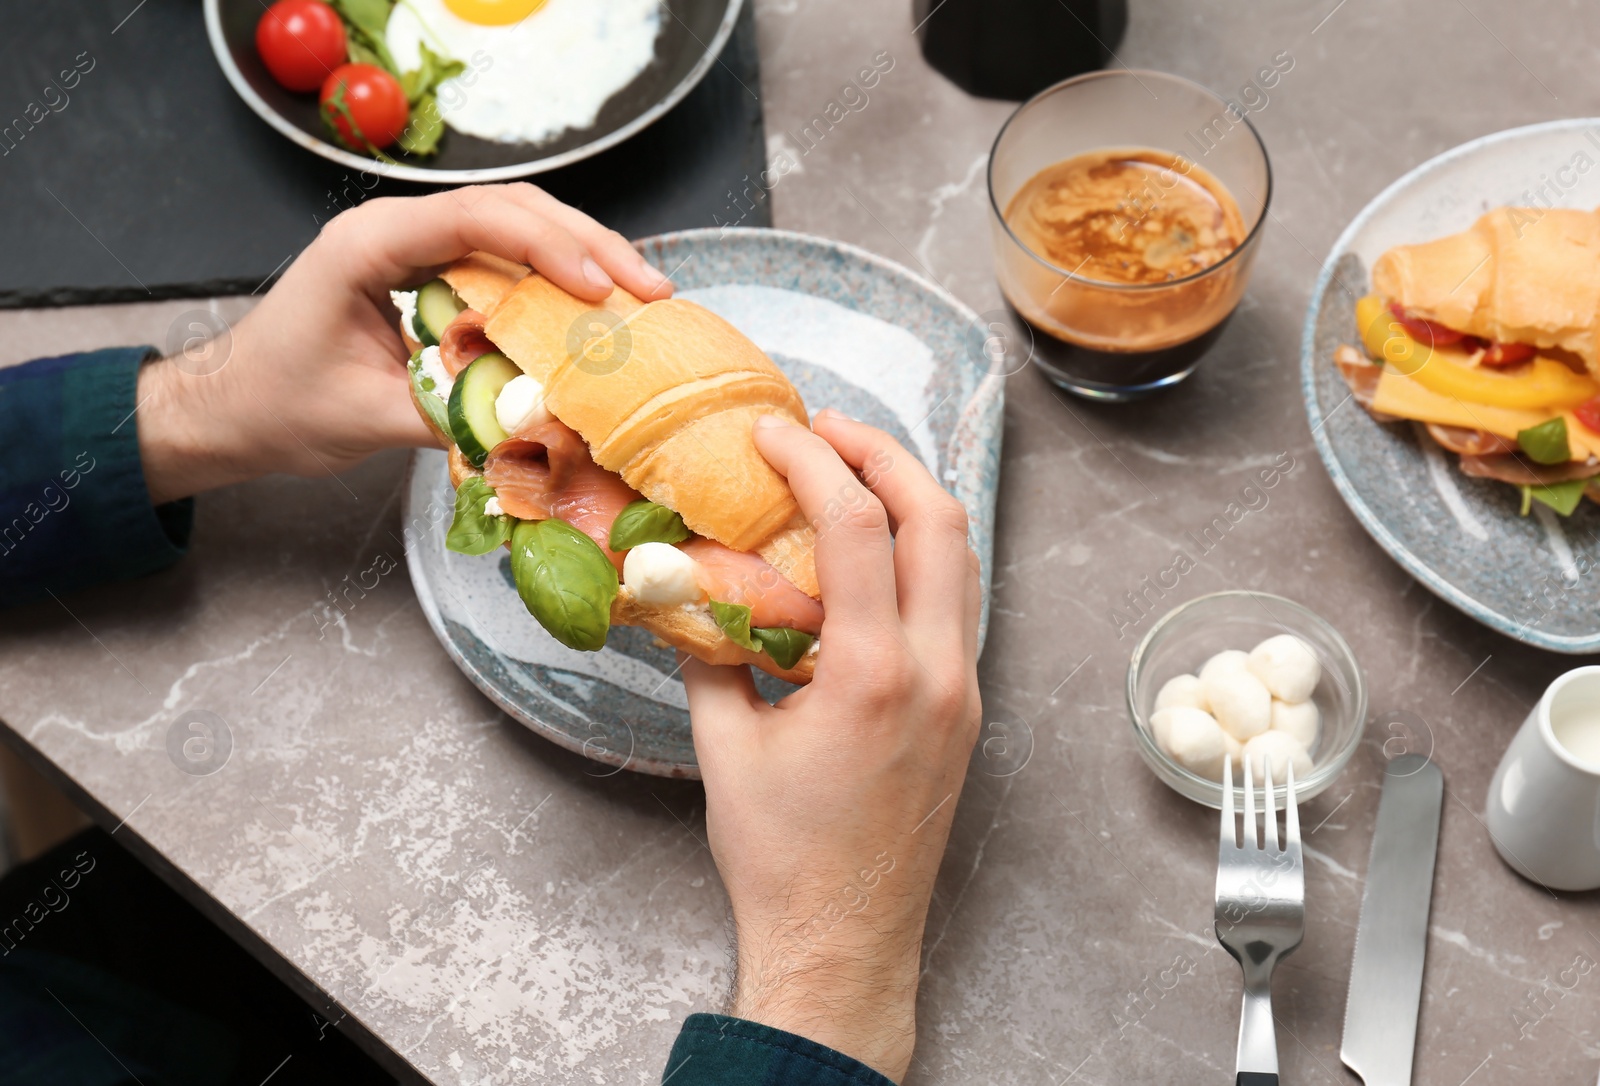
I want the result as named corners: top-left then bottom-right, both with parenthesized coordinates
top-left (1372, 206), bottom-right (1600, 374)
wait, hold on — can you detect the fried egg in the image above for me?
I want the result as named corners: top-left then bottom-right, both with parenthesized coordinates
top-left (386, 0), bottom-right (663, 146)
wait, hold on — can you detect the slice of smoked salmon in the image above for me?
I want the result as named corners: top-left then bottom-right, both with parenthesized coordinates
top-left (483, 421), bottom-right (639, 568)
top-left (681, 538), bottom-right (824, 633)
top-left (483, 422), bottom-right (819, 616)
top-left (440, 309), bottom-right (495, 377)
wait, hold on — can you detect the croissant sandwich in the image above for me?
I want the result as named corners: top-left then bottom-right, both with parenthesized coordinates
top-left (392, 253), bottom-right (822, 682)
top-left (1335, 206), bottom-right (1600, 516)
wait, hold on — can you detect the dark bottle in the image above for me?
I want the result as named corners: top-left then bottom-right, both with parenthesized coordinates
top-left (913, 0), bottom-right (1129, 101)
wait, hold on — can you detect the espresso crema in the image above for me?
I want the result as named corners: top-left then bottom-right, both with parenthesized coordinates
top-left (1005, 148), bottom-right (1245, 285)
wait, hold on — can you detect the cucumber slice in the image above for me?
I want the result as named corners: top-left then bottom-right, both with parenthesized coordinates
top-left (448, 352), bottom-right (521, 467)
top-left (414, 278), bottom-right (466, 347)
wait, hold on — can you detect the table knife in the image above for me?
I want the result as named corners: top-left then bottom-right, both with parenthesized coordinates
top-left (1340, 753), bottom-right (1444, 1086)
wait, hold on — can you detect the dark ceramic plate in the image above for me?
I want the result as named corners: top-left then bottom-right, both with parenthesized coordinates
top-left (203, 0), bottom-right (739, 183)
top-left (1302, 119), bottom-right (1600, 653)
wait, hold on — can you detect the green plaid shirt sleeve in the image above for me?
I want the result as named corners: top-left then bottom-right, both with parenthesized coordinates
top-left (0, 348), bottom-right (194, 608)
top-left (664, 1015), bottom-right (898, 1086)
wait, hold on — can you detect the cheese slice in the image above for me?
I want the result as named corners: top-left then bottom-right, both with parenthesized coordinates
top-left (1371, 368), bottom-right (1547, 438)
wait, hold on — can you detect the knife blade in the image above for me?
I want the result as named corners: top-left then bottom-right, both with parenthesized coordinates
top-left (1340, 753), bottom-right (1444, 1086)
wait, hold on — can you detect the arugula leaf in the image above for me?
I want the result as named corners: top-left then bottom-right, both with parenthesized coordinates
top-left (331, 0), bottom-right (394, 43)
top-left (408, 351), bottom-right (450, 435)
top-left (401, 42), bottom-right (466, 103)
top-left (753, 627), bottom-right (814, 670)
top-left (446, 477), bottom-right (512, 556)
top-left (510, 519), bottom-right (619, 651)
top-left (709, 600), bottom-right (759, 651)
top-left (346, 37), bottom-right (388, 69)
top-left (1521, 478), bottom-right (1590, 517)
top-left (399, 96), bottom-right (446, 156)
top-left (608, 500), bottom-right (691, 551)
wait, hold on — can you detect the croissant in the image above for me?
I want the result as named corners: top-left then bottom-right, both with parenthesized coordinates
top-left (483, 274), bottom-right (819, 596)
top-left (404, 254), bottom-right (823, 683)
top-left (1371, 206), bottom-right (1600, 374)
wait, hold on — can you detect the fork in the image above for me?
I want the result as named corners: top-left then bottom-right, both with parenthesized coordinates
top-left (1214, 755), bottom-right (1305, 1086)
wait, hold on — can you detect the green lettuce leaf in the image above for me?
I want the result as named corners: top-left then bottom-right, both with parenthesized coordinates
top-left (1521, 478), bottom-right (1590, 517)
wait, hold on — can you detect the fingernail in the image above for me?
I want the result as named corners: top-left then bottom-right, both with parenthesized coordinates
top-left (754, 414), bottom-right (796, 430)
top-left (582, 257), bottom-right (613, 292)
top-left (637, 255), bottom-right (669, 286)
top-left (815, 407), bottom-right (856, 422)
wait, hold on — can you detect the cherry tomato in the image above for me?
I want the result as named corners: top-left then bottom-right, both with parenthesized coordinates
top-left (319, 64), bottom-right (409, 152)
top-left (256, 0), bottom-right (347, 94)
top-left (1479, 340), bottom-right (1536, 367)
top-left (1574, 397), bottom-right (1600, 436)
top-left (1387, 302), bottom-right (1464, 348)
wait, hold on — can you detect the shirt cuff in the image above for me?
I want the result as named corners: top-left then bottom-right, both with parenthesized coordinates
top-left (664, 1014), bottom-right (897, 1086)
top-left (0, 348), bottom-right (194, 608)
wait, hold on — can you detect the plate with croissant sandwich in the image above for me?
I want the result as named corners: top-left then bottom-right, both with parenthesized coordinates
top-left (1304, 119), bottom-right (1600, 652)
top-left (397, 228), bottom-right (1003, 774)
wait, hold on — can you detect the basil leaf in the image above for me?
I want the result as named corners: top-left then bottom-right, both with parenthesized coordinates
top-left (446, 477), bottom-right (512, 556)
top-left (1525, 478), bottom-right (1590, 516)
top-left (510, 519), bottom-right (619, 652)
top-left (753, 627), bottom-right (814, 670)
top-left (1517, 417), bottom-right (1570, 465)
top-left (398, 95), bottom-right (445, 157)
top-left (408, 351), bottom-right (450, 435)
top-left (709, 600), bottom-right (759, 651)
top-left (608, 500), bottom-right (691, 551)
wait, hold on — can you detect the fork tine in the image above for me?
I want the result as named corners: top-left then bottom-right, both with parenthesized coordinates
top-left (1221, 755), bottom-right (1235, 849)
top-left (1284, 759), bottom-right (1301, 853)
top-left (1242, 753), bottom-right (1257, 849)
top-left (1263, 754), bottom-right (1279, 851)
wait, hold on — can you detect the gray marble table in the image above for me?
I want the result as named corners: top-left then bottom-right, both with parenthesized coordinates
top-left (3, 1), bottom-right (1599, 1083)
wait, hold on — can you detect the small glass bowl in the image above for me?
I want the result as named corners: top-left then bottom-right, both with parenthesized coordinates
top-left (1127, 591), bottom-right (1366, 809)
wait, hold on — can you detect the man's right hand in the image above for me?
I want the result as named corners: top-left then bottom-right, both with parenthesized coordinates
top-left (682, 409), bottom-right (983, 1083)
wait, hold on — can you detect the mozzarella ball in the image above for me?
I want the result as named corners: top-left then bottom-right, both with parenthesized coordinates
top-left (1241, 731), bottom-right (1314, 784)
top-left (1154, 673), bottom-right (1209, 713)
top-left (1151, 706), bottom-right (1232, 781)
top-left (1247, 634), bottom-right (1321, 703)
top-left (1199, 649), bottom-right (1250, 686)
top-left (1270, 698), bottom-right (1320, 749)
top-left (622, 543), bottom-right (702, 607)
top-left (495, 374), bottom-right (552, 435)
top-left (1200, 653), bottom-right (1272, 741)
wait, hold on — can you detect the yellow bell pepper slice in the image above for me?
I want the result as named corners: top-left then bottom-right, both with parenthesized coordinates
top-left (1355, 294), bottom-right (1599, 410)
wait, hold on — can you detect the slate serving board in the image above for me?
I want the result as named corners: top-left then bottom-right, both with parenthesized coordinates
top-left (0, 0), bottom-right (767, 308)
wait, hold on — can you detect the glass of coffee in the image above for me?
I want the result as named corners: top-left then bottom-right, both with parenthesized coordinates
top-left (987, 70), bottom-right (1271, 400)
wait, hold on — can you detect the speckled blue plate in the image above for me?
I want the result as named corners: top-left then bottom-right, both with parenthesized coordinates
top-left (403, 228), bottom-right (1004, 775)
top-left (1303, 119), bottom-right (1600, 654)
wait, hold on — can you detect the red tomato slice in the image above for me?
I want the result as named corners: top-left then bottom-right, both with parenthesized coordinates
top-left (319, 64), bottom-right (409, 152)
top-left (1479, 341), bottom-right (1536, 367)
top-left (1575, 397), bottom-right (1600, 436)
top-left (256, 0), bottom-right (347, 94)
top-left (1387, 302), bottom-right (1465, 348)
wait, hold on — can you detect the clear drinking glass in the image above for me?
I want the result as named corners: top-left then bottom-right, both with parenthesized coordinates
top-left (987, 69), bottom-right (1272, 401)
